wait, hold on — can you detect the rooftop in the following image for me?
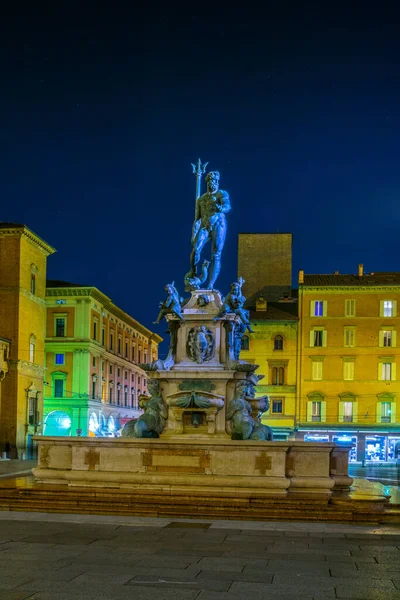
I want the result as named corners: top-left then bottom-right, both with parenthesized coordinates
top-left (0, 222), bottom-right (56, 255)
top-left (303, 272), bottom-right (400, 287)
top-left (250, 302), bottom-right (298, 321)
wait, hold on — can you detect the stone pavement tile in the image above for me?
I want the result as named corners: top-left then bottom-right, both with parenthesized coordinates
top-left (0, 550), bottom-right (84, 562)
top-left (354, 563), bottom-right (400, 574)
top-left (221, 549), bottom-right (273, 559)
top-left (229, 581), bottom-right (336, 599)
top-left (0, 575), bottom-right (37, 590)
top-left (196, 569), bottom-right (274, 583)
top-left (0, 591), bottom-right (37, 600)
top-left (130, 557), bottom-right (193, 569)
top-left (127, 574), bottom-right (230, 592)
top-left (335, 580), bottom-right (398, 599)
top-left (325, 554), bottom-right (377, 563)
top-left (264, 551), bottom-right (326, 561)
top-left (244, 561), bottom-right (331, 576)
top-left (310, 532), bottom-right (346, 538)
top-left (267, 546), bottom-right (351, 557)
top-left (0, 541), bottom-right (57, 552)
top-left (197, 557), bottom-right (248, 572)
top-left (18, 585), bottom-right (199, 600)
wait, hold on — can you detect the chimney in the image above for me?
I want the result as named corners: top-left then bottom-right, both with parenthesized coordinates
top-left (358, 264), bottom-right (364, 277)
top-left (256, 297), bottom-right (267, 312)
top-left (298, 269), bottom-right (304, 284)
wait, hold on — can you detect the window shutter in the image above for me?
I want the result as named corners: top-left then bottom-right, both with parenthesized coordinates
top-left (392, 330), bottom-right (397, 348)
top-left (310, 301), bottom-right (315, 317)
top-left (391, 363), bottom-right (396, 381)
top-left (322, 301), bottom-right (327, 317)
top-left (338, 401), bottom-right (344, 423)
top-left (378, 363), bottom-right (382, 381)
top-left (393, 301), bottom-right (397, 318)
top-left (306, 401), bottom-right (312, 421)
top-left (309, 330), bottom-right (314, 347)
top-left (378, 330), bottom-right (384, 348)
top-left (380, 301), bottom-right (384, 317)
top-left (353, 402), bottom-right (358, 423)
top-left (376, 401), bottom-right (382, 423)
top-left (321, 401), bottom-right (327, 422)
top-left (391, 402), bottom-right (397, 423)
top-left (322, 330), bottom-right (327, 347)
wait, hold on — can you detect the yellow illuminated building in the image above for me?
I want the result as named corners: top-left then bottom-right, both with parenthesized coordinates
top-left (0, 223), bottom-right (55, 458)
top-left (296, 265), bottom-right (400, 463)
top-left (240, 296), bottom-right (298, 440)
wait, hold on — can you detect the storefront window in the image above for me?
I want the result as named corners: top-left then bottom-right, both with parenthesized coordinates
top-left (332, 434), bottom-right (357, 462)
top-left (304, 434), bottom-right (329, 442)
top-left (365, 436), bottom-right (386, 462)
top-left (388, 437), bottom-right (400, 461)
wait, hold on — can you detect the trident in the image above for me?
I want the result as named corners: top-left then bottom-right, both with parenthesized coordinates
top-left (191, 158), bottom-right (209, 201)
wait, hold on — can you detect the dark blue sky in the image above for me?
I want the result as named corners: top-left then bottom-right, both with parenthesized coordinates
top-left (2, 5), bottom-right (400, 347)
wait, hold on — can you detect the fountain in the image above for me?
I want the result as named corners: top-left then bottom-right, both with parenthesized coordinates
top-left (32, 164), bottom-right (388, 522)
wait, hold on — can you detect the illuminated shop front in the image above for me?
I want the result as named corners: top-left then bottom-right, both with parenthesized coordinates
top-left (300, 430), bottom-right (400, 463)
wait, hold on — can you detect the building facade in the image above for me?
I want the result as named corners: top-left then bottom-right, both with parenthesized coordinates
top-left (0, 223), bottom-right (55, 458)
top-left (296, 266), bottom-right (400, 463)
top-left (240, 297), bottom-right (298, 440)
top-left (44, 281), bottom-right (162, 437)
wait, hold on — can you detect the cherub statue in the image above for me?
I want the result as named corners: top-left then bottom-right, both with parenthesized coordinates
top-left (153, 282), bottom-right (184, 324)
top-left (214, 277), bottom-right (254, 332)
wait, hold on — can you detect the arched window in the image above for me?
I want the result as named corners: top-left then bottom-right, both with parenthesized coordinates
top-left (241, 336), bottom-right (250, 351)
top-left (274, 335), bottom-right (283, 350)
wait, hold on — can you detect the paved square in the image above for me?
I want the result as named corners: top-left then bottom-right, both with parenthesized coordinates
top-left (0, 512), bottom-right (399, 599)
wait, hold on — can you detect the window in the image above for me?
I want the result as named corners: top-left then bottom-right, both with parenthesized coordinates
top-left (383, 331), bottom-right (392, 347)
top-left (125, 370), bottom-right (128, 379)
top-left (55, 353), bottom-right (65, 366)
top-left (101, 361), bottom-right (104, 372)
top-left (314, 330), bottom-right (323, 347)
top-left (344, 328), bottom-right (355, 347)
top-left (382, 362), bottom-right (392, 380)
top-left (109, 364), bottom-right (113, 375)
top-left (144, 352), bottom-right (147, 364)
top-left (271, 398), bottom-right (283, 414)
top-left (125, 341), bottom-right (128, 358)
top-left (93, 321), bottom-right (97, 340)
top-left (138, 376), bottom-right (141, 385)
top-left (131, 373), bottom-right (134, 383)
top-left (102, 329), bottom-right (105, 345)
top-left (131, 390), bottom-right (135, 407)
top-left (117, 367), bottom-right (121, 377)
top-left (272, 366), bottom-right (285, 385)
top-left (138, 350), bottom-right (141, 363)
top-left (117, 389), bottom-right (121, 404)
top-left (54, 379), bottom-right (64, 398)
top-left (118, 338), bottom-right (121, 354)
top-left (132, 345), bottom-right (135, 361)
top-left (29, 336), bottom-right (35, 363)
top-left (382, 402), bottom-right (392, 423)
top-left (384, 301), bottom-right (393, 317)
top-left (30, 273), bottom-right (36, 295)
top-left (241, 336), bottom-right (250, 351)
top-left (109, 386), bottom-right (113, 403)
top-left (345, 299), bottom-right (356, 317)
top-left (312, 402), bottom-right (321, 422)
top-left (92, 380), bottom-right (96, 399)
top-left (314, 301), bottom-right (323, 317)
top-left (311, 361), bottom-right (323, 381)
top-left (55, 318), bottom-right (65, 337)
top-left (110, 332), bottom-right (114, 350)
top-left (274, 335), bottom-right (283, 350)
top-left (92, 356), bottom-right (96, 367)
top-left (28, 394), bottom-right (38, 425)
top-left (124, 390), bottom-right (128, 406)
top-left (343, 361), bottom-right (355, 381)
top-left (343, 402), bottom-right (353, 423)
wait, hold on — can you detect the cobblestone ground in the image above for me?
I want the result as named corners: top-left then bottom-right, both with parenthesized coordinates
top-left (0, 513), bottom-right (399, 600)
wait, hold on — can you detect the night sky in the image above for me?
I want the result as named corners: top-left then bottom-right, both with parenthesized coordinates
top-left (2, 5), bottom-right (400, 352)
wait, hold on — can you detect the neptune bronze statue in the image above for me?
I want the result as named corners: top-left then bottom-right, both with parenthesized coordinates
top-left (188, 171), bottom-right (231, 290)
